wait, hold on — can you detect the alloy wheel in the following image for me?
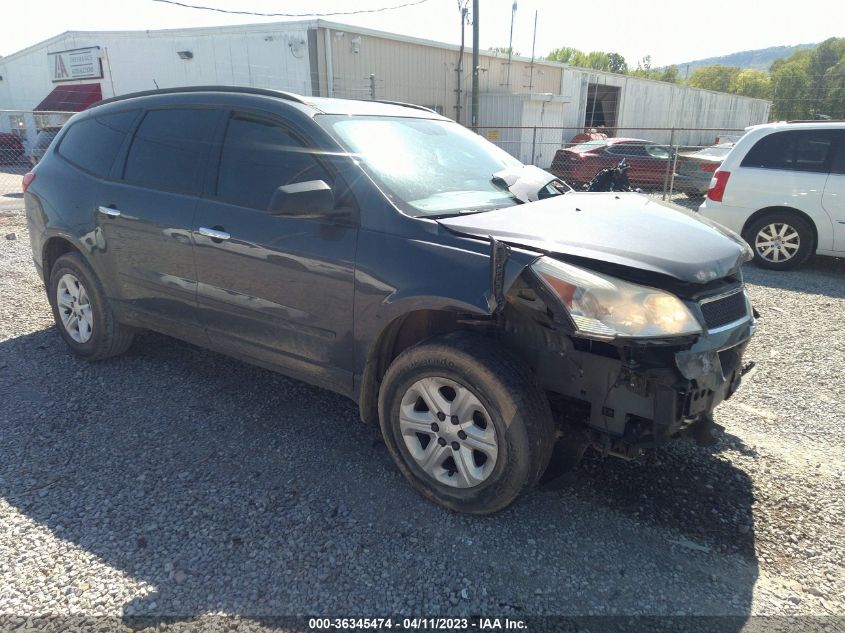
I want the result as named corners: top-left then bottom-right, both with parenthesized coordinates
top-left (754, 222), bottom-right (800, 263)
top-left (56, 273), bottom-right (94, 343)
top-left (398, 376), bottom-right (498, 488)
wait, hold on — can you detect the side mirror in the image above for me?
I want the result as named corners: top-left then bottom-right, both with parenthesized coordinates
top-left (268, 180), bottom-right (346, 218)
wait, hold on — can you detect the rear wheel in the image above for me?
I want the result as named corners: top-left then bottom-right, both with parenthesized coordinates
top-left (48, 252), bottom-right (135, 360)
top-left (743, 212), bottom-right (813, 270)
top-left (378, 332), bottom-right (555, 514)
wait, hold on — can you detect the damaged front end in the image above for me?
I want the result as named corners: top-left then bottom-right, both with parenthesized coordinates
top-left (499, 255), bottom-right (756, 459)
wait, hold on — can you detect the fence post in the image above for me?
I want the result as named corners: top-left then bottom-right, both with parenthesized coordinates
top-left (531, 126), bottom-right (537, 166)
top-left (369, 74), bottom-right (376, 100)
top-left (668, 135), bottom-right (680, 199)
top-left (661, 127), bottom-right (675, 201)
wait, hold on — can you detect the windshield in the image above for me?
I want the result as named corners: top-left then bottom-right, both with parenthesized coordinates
top-left (319, 115), bottom-right (524, 217)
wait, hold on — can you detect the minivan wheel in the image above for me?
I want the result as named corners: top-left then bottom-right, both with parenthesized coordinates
top-left (48, 252), bottom-right (135, 360)
top-left (378, 332), bottom-right (555, 514)
top-left (743, 212), bottom-right (813, 270)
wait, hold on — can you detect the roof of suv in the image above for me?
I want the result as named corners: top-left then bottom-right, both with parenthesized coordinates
top-left (92, 86), bottom-right (447, 120)
top-left (744, 120), bottom-right (845, 133)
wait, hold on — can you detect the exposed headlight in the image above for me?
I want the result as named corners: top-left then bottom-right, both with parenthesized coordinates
top-left (531, 257), bottom-right (702, 339)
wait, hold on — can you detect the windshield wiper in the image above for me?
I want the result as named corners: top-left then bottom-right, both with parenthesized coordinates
top-left (425, 208), bottom-right (493, 220)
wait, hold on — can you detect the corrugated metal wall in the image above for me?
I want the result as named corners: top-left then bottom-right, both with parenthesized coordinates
top-left (319, 25), bottom-right (771, 148)
top-left (0, 24), bottom-right (314, 113)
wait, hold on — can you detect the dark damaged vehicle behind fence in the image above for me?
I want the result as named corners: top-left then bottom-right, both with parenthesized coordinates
top-left (23, 87), bottom-right (757, 514)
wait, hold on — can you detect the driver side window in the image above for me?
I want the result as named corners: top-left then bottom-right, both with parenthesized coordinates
top-left (216, 114), bottom-right (330, 210)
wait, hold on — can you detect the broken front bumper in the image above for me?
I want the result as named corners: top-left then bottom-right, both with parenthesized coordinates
top-left (538, 316), bottom-right (756, 454)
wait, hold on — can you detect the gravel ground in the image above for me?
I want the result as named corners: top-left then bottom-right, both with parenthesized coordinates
top-left (1, 210), bottom-right (844, 628)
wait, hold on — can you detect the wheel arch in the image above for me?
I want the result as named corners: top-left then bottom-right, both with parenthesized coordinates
top-left (42, 235), bottom-right (85, 279)
top-left (357, 309), bottom-right (493, 425)
top-left (741, 206), bottom-right (819, 252)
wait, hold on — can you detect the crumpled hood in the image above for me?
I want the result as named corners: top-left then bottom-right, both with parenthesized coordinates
top-left (438, 192), bottom-right (749, 283)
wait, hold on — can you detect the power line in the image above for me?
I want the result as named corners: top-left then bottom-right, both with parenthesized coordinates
top-left (151, 0), bottom-right (434, 17)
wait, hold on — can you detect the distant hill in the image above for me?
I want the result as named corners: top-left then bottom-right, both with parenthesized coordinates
top-left (671, 43), bottom-right (817, 74)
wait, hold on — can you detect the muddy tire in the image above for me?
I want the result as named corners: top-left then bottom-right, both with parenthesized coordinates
top-left (378, 332), bottom-right (555, 514)
top-left (48, 252), bottom-right (135, 360)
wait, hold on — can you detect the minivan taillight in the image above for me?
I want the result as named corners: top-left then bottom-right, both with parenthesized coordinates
top-left (707, 170), bottom-right (730, 202)
top-left (22, 172), bottom-right (36, 193)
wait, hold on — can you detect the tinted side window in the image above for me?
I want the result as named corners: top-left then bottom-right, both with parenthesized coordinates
top-left (57, 110), bottom-right (137, 177)
top-left (123, 109), bottom-right (219, 195)
top-left (216, 114), bottom-right (330, 210)
top-left (741, 130), bottom-right (836, 173)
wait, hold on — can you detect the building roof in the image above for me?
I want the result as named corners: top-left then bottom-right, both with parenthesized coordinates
top-left (0, 19), bottom-right (770, 105)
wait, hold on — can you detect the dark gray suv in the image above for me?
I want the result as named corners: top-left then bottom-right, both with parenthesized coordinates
top-left (24, 87), bottom-right (756, 514)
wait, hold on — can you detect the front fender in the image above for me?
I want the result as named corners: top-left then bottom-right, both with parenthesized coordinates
top-left (353, 228), bottom-right (538, 372)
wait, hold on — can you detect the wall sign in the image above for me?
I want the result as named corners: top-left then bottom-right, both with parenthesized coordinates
top-left (49, 47), bottom-right (103, 82)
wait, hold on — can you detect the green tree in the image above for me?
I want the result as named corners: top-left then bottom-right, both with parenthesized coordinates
top-left (771, 53), bottom-right (813, 119)
top-left (490, 46), bottom-right (520, 56)
top-left (769, 39), bottom-right (845, 120)
top-left (822, 58), bottom-right (845, 118)
top-left (731, 69), bottom-right (772, 100)
top-left (687, 65), bottom-right (740, 93)
top-left (546, 48), bottom-right (627, 74)
top-left (607, 52), bottom-right (628, 74)
top-left (546, 47), bottom-right (582, 64)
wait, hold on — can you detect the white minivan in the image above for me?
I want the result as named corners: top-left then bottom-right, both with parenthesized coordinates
top-left (699, 122), bottom-right (844, 270)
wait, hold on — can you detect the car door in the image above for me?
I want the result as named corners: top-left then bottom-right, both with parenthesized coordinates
top-left (193, 110), bottom-right (358, 396)
top-left (96, 107), bottom-right (223, 338)
top-left (736, 129), bottom-right (838, 252)
top-left (606, 143), bottom-right (662, 188)
top-left (822, 130), bottom-right (845, 253)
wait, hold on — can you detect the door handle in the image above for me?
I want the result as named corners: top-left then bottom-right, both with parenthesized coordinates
top-left (197, 226), bottom-right (231, 241)
top-left (97, 205), bottom-right (121, 218)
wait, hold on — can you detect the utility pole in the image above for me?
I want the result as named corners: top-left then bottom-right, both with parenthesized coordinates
top-left (471, 0), bottom-right (479, 130)
top-left (528, 10), bottom-right (537, 93)
top-left (455, 3), bottom-right (467, 124)
top-left (506, 2), bottom-right (516, 90)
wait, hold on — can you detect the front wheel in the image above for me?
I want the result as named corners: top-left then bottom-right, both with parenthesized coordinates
top-left (743, 212), bottom-right (814, 270)
top-left (378, 333), bottom-right (555, 514)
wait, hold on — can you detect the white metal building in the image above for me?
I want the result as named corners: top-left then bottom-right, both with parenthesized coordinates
top-left (0, 19), bottom-right (771, 165)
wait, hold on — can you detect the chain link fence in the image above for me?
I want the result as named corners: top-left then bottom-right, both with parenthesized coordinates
top-left (1, 110), bottom-right (73, 213)
top-left (1, 109), bottom-right (742, 214)
top-left (476, 125), bottom-right (745, 209)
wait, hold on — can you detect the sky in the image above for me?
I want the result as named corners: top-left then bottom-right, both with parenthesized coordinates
top-left (1, 0), bottom-right (843, 66)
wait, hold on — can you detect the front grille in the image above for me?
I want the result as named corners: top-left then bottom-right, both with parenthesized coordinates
top-left (700, 289), bottom-right (748, 330)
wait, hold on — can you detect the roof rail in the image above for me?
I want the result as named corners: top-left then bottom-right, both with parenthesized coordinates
top-left (365, 99), bottom-right (438, 114)
top-left (786, 119), bottom-right (845, 123)
top-left (92, 86), bottom-right (308, 108)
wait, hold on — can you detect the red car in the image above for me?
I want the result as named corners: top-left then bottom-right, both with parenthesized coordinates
top-left (0, 132), bottom-right (25, 165)
top-left (550, 138), bottom-right (675, 189)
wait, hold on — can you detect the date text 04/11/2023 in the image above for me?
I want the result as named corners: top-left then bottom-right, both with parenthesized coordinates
top-left (307, 618), bottom-right (528, 630)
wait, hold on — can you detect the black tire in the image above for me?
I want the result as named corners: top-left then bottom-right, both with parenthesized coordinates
top-left (378, 332), bottom-right (555, 514)
top-left (684, 191), bottom-right (705, 201)
top-left (48, 252), bottom-right (135, 360)
top-left (743, 211), bottom-right (814, 271)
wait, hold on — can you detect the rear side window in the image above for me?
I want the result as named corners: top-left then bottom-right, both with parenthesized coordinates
top-left (741, 130), bottom-right (837, 172)
top-left (123, 109), bottom-right (219, 195)
top-left (216, 114), bottom-right (330, 210)
top-left (57, 110), bottom-right (137, 177)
